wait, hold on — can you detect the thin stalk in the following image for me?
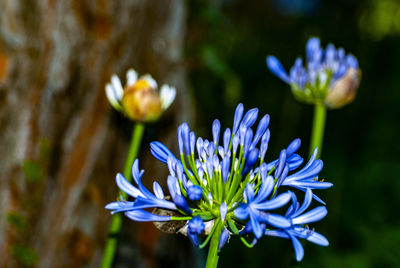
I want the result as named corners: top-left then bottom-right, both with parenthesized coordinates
top-left (309, 103), bottom-right (327, 158)
top-left (101, 122), bottom-right (145, 268)
top-left (205, 222), bottom-right (223, 268)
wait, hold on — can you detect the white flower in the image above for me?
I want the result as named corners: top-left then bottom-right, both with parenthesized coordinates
top-left (105, 68), bottom-right (176, 121)
top-left (160, 84), bottom-right (177, 110)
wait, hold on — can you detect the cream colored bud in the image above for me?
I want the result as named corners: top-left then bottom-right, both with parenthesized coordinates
top-left (122, 84), bottom-right (163, 122)
top-left (324, 68), bottom-right (361, 109)
top-left (105, 69), bottom-right (176, 122)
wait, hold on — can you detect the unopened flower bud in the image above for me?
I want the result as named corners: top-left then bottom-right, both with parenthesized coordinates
top-left (105, 68), bottom-right (176, 122)
top-left (324, 67), bottom-right (361, 109)
top-left (122, 84), bottom-right (163, 121)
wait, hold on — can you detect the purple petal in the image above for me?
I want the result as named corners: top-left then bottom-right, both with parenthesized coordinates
top-left (251, 114), bottom-right (270, 148)
top-left (188, 216), bottom-right (205, 234)
top-left (286, 138), bottom-right (301, 157)
top-left (275, 149), bottom-right (287, 179)
top-left (233, 103), bottom-right (244, 134)
top-left (167, 175), bottom-right (179, 197)
top-left (232, 135), bottom-right (240, 155)
top-left (306, 37), bottom-right (321, 62)
top-left (287, 154), bottom-right (304, 170)
top-left (150, 141), bottom-right (177, 164)
top-left (285, 191), bottom-right (298, 217)
top-left (261, 213), bottom-right (291, 228)
top-left (243, 128), bottom-right (254, 157)
top-left (286, 160), bottom-right (323, 182)
top-left (171, 194), bottom-right (192, 214)
top-left (212, 119), bottom-right (221, 146)
top-left (288, 232), bottom-right (304, 261)
top-left (178, 126), bottom-right (184, 155)
top-left (306, 231), bottom-right (329, 246)
top-left (188, 233), bottom-right (199, 247)
top-left (260, 130), bottom-right (270, 160)
top-left (241, 108), bottom-right (259, 128)
top-left (346, 54), bottom-right (358, 69)
top-left (264, 229), bottom-right (290, 239)
top-left (223, 128), bottom-right (231, 153)
top-left (253, 175), bottom-right (274, 203)
top-left (243, 148), bottom-right (259, 175)
top-left (266, 56), bottom-right (290, 83)
top-left (289, 186), bottom-right (327, 204)
top-left (218, 228), bottom-right (230, 250)
top-left (125, 209), bottom-right (171, 222)
top-left (133, 196), bottom-right (177, 210)
top-left (105, 201), bottom-right (135, 214)
top-left (220, 202), bottom-right (228, 221)
top-left (254, 192), bottom-right (291, 210)
top-left (325, 43), bottom-right (336, 63)
top-left (153, 181), bottom-right (164, 199)
top-left (187, 185), bottom-right (203, 201)
top-left (190, 132), bottom-right (196, 155)
top-left (292, 206), bottom-right (327, 225)
top-left (116, 173), bottom-right (143, 198)
top-left (131, 159), bottom-right (144, 185)
top-left (292, 188), bottom-right (312, 217)
top-left (221, 157), bottom-right (230, 183)
top-left (250, 211), bottom-right (263, 239)
top-left (180, 123), bottom-right (191, 155)
top-left (234, 205), bottom-right (249, 220)
top-left (196, 137), bottom-right (204, 157)
top-left (245, 184), bottom-right (255, 202)
top-left (284, 180), bottom-right (333, 189)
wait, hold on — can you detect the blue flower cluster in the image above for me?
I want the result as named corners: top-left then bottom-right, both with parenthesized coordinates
top-left (267, 37), bottom-right (360, 108)
top-left (106, 103), bottom-right (333, 261)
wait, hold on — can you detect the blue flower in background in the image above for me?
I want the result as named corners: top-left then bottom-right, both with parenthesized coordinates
top-left (267, 37), bottom-right (361, 108)
top-left (106, 103), bottom-right (332, 261)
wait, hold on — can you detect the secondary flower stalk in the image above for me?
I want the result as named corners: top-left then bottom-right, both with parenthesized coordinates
top-left (266, 37), bottom-right (361, 157)
top-left (101, 68), bottom-right (176, 268)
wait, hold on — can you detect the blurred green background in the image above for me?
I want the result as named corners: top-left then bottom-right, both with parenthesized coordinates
top-left (185, 0), bottom-right (400, 267)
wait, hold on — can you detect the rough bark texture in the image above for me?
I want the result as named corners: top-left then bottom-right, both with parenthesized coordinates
top-left (0, 0), bottom-right (193, 267)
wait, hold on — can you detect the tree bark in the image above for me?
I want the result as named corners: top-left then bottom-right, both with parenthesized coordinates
top-left (0, 0), bottom-right (192, 267)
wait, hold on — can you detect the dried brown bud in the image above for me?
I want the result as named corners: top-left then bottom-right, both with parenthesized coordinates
top-left (152, 207), bottom-right (186, 234)
top-left (324, 68), bottom-right (361, 109)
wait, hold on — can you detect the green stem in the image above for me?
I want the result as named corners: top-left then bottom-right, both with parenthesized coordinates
top-left (205, 222), bottom-right (223, 268)
top-left (101, 122), bottom-right (145, 268)
top-left (309, 103), bottom-right (327, 159)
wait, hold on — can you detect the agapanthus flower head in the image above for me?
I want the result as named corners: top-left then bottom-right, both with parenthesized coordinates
top-left (106, 103), bottom-right (332, 262)
top-left (267, 37), bottom-right (361, 109)
top-left (105, 68), bottom-right (176, 122)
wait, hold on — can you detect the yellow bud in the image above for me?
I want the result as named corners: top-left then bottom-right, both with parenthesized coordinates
top-left (131, 79), bottom-right (153, 91)
top-left (324, 68), bottom-right (361, 109)
top-left (106, 69), bottom-right (175, 122)
top-left (121, 85), bottom-right (163, 122)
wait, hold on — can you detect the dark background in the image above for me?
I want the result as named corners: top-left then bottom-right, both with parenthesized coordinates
top-left (186, 0), bottom-right (400, 267)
